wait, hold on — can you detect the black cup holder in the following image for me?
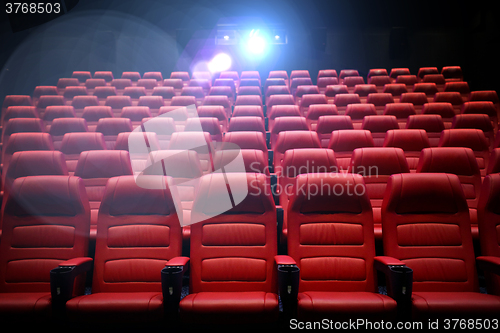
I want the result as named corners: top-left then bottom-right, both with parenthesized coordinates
top-left (161, 266), bottom-right (184, 311)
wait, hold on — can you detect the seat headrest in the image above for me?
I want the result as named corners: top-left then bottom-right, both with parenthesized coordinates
top-left (438, 129), bottom-right (489, 151)
top-left (151, 87), bottom-right (175, 99)
top-left (43, 106), bottom-right (76, 121)
top-left (85, 78), bottom-right (107, 89)
top-left (4, 133), bottom-right (54, 155)
top-left (6, 151), bottom-right (68, 180)
top-left (333, 93), bottom-right (361, 106)
top-left (400, 92), bottom-right (428, 105)
top-left (417, 147), bottom-right (480, 176)
top-left (383, 129), bottom-right (430, 151)
top-left (137, 96), bottom-right (165, 109)
top-left (235, 95), bottom-right (262, 106)
top-left (280, 148), bottom-right (338, 177)
top-left (184, 117), bottom-right (222, 136)
top-left (271, 117), bottom-right (308, 134)
top-left (123, 86), bottom-right (147, 99)
top-left (328, 130), bottom-right (374, 152)
top-left (275, 131), bottom-right (321, 153)
top-left (171, 96), bottom-right (197, 106)
top-left (120, 106), bottom-right (152, 121)
top-left (268, 105), bottom-right (300, 119)
top-left (451, 114), bottom-right (493, 132)
top-left (316, 115), bottom-right (354, 133)
top-left (462, 101), bottom-right (497, 117)
top-left (214, 149), bottom-right (268, 175)
top-left (114, 131), bottom-right (161, 152)
top-left (158, 106), bottom-right (189, 120)
top-left (141, 117), bottom-right (176, 135)
top-left (71, 96), bottom-right (99, 109)
top-left (95, 118), bottom-right (133, 135)
top-left (222, 131), bottom-right (267, 151)
top-left (60, 132), bottom-right (106, 154)
top-left (162, 79), bottom-right (184, 89)
top-left (295, 85), bottom-right (319, 98)
top-left (366, 93), bottom-right (394, 106)
top-left (143, 72), bottom-right (163, 81)
top-left (227, 116), bottom-right (265, 133)
top-left (105, 95), bottom-right (132, 108)
top-left (481, 174), bottom-right (500, 215)
top-left (422, 102), bottom-right (456, 118)
top-left (361, 115), bottom-right (399, 132)
top-left (325, 85), bottom-right (348, 97)
top-left (197, 105), bottom-right (227, 120)
top-left (101, 175), bottom-right (177, 216)
top-left (383, 103), bottom-right (416, 118)
top-left (299, 94), bottom-right (328, 107)
top-left (350, 147), bottom-right (409, 175)
top-left (291, 173), bottom-right (370, 214)
top-left (192, 173), bottom-right (273, 216)
top-left (181, 86), bottom-right (205, 98)
top-left (81, 106), bottom-right (113, 121)
top-left (3, 118), bottom-right (44, 137)
top-left (385, 173), bottom-right (467, 214)
top-left (5, 176), bottom-right (88, 216)
top-left (137, 79), bottom-right (159, 89)
top-left (306, 104), bottom-right (338, 120)
top-left (345, 103), bottom-right (377, 119)
top-left (168, 131), bottom-right (213, 153)
top-left (74, 150), bottom-right (133, 178)
top-left (406, 114), bottom-right (445, 133)
top-left (49, 118), bottom-right (88, 136)
top-left (4, 106), bottom-right (39, 122)
top-left (147, 150), bottom-right (203, 178)
top-left (434, 92), bottom-right (463, 105)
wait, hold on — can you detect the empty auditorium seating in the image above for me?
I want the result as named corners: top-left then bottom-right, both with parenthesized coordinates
top-left (416, 67), bottom-right (439, 81)
top-left (3, 106), bottom-right (39, 126)
top-left (317, 76), bottom-right (339, 94)
top-left (232, 105), bottom-right (265, 120)
top-left (433, 91), bottom-right (464, 114)
top-left (168, 132), bottom-right (214, 174)
top-left (383, 83), bottom-right (408, 102)
top-left (121, 71), bottom-right (141, 82)
top-left (81, 106), bottom-right (113, 131)
top-left (273, 131), bottom-right (321, 171)
top-left (197, 105), bottom-right (228, 133)
top-left (333, 93), bottom-right (361, 114)
top-left (270, 117), bottom-right (308, 149)
top-left (163, 78), bottom-right (184, 95)
top-left (65, 175), bottom-right (182, 324)
top-left (422, 74), bottom-right (446, 92)
top-left (298, 94), bottom-right (327, 116)
top-left (266, 94), bottom-right (295, 111)
top-left (2, 118), bottom-right (45, 150)
top-left (222, 131), bottom-right (268, 163)
top-left (208, 85), bottom-right (235, 103)
top-left (383, 129), bottom-right (430, 172)
top-left (120, 106), bottom-right (152, 127)
top-left (383, 103), bottom-right (416, 128)
top-left (72, 70), bottom-right (92, 83)
top-left (343, 76), bottom-right (365, 93)
top-left (438, 129), bottom-right (490, 177)
top-left (158, 106), bottom-right (189, 131)
top-left (395, 75), bottom-right (418, 92)
top-left (294, 85), bottom-right (319, 104)
top-left (368, 75), bottom-right (391, 93)
top-left (74, 150), bottom-right (133, 238)
top-left (399, 92), bottom-right (428, 114)
top-left (305, 104), bottom-right (338, 131)
top-left (0, 176), bottom-right (90, 322)
top-left (104, 95), bottom-right (133, 117)
top-left (353, 84), bottom-right (378, 103)
top-left (267, 105), bottom-right (301, 132)
top-left (188, 79), bottom-right (211, 96)
top-left (60, 132), bottom-right (107, 174)
top-left (170, 71), bottom-right (190, 85)
top-left (444, 81), bottom-right (470, 102)
top-left (382, 173), bottom-right (500, 319)
top-left (413, 83), bottom-right (438, 102)
top-left (345, 103), bottom-right (377, 128)
top-left (315, 115), bottom-right (354, 147)
top-left (227, 116), bottom-right (265, 133)
top-left (422, 102), bottom-right (456, 129)
top-left (487, 148), bottom-right (500, 175)
top-left (202, 95), bottom-right (231, 118)
top-left (406, 114), bottom-right (445, 146)
top-left (361, 115), bottom-right (399, 146)
top-left (179, 172), bottom-right (279, 325)
top-left (285, 173), bottom-right (399, 320)
top-left (93, 71), bottom-right (114, 83)
top-left (184, 117), bottom-right (223, 145)
top-left (452, 114), bottom-right (495, 148)
top-left (389, 68), bottom-right (411, 82)
top-left (49, 118), bottom-right (89, 149)
top-left (139, 117), bottom-right (175, 149)
top-left (350, 147), bottom-right (409, 239)
top-left (328, 129), bottom-right (374, 171)
top-left (417, 147), bottom-right (482, 238)
top-left (95, 118), bottom-right (133, 149)
top-left (441, 66), bottom-right (463, 82)
top-left (366, 93), bottom-right (394, 115)
top-left (477, 173), bottom-right (500, 296)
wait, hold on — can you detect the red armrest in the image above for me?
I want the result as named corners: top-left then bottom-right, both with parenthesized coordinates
top-left (374, 256), bottom-right (407, 267)
top-left (275, 255), bottom-right (296, 266)
top-left (166, 256), bottom-right (190, 268)
top-left (59, 257), bottom-right (93, 267)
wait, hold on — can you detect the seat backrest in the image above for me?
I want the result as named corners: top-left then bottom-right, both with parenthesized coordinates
top-left (214, 149), bottom-right (269, 176)
top-left (227, 116), bottom-right (265, 133)
top-left (287, 173), bottom-right (377, 292)
top-left (382, 173), bottom-right (478, 292)
top-left (143, 72), bottom-right (163, 82)
top-left (95, 118), bottom-right (133, 149)
top-left (266, 94), bottom-right (295, 110)
top-left (121, 71), bottom-right (141, 82)
top-left (189, 173), bottom-right (276, 293)
top-left (49, 118), bottom-right (89, 149)
top-left (151, 87), bottom-right (175, 100)
top-left (104, 96), bottom-right (133, 116)
top-left (71, 71), bottom-right (92, 83)
top-left (168, 131), bottom-right (215, 174)
top-left (274, 131), bottom-right (321, 169)
top-left (265, 85), bottom-right (290, 99)
top-left (383, 129), bottom-right (430, 152)
top-left (170, 71), bottom-right (190, 82)
top-left (345, 103), bottom-right (377, 121)
top-left (298, 94), bottom-right (327, 116)
top-left (315, 115), bottom-right (354, 147)
top-left (184, 117), bottom-right (223, 144)
top-left (270, 117), bottom-right (308, 148)
top-left (93, 71), bottom-right (114, 82)
top-left (232, 105), bottom-right (264, 119)
top-left (92, 175), bottom-right (181, 293)
top-left (222, 131), bottom-right (268, 162)
top-left (0, 176), bottom-right (90, 293)
top-left (234, 95), bottom-right (262, 107)
top-left (389, 68), bottom-right (411, 80)
top-left (2, 133), bottom-right (54, 177)
top-left (2, 118), bottom-right (44, 145)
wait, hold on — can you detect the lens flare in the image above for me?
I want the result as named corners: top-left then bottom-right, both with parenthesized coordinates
top-left (208, 53), bottom-right (232, 73)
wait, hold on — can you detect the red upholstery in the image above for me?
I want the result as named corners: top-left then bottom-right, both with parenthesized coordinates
top-left (139, 117), bottom-right (176, 149)
top-left (339, 69), bottom-right (359, 82)
top-left (2, 118), bottom-right (44, 146)
top-left (361, 115), bottom-right (399, 147)
top-left (114, 132), bottom-right (160, 175)
top-left (85, 78), bottom-right (107, 91)
top-left (110, 78), bottom-right (132, 90)
top-left (104, 96), bottom-right (133, 117)
top-left (151, 87), bottom-right (175, 100)
top-left (315, 115), bottom-right (354, 147)
top-left (180, 173), bottom-right (278, 324)
top-left (368, 75), bottom-right (391, 92)
top-left (43, 105), bottom-right (76, 123)
top-left (287, 173), bottom-right (397, 320)
top-left (48, 118), bottom-right (88, 150)
top-left (232, 105), bottom-right (264, 119)
top-left (168, 132), bottom-right (214, 174)
top-left (71, 96), bottom-right (99, 117)
top-left (208, 86), bottom-right (234, 102)
top-left (57, 78), bottom-right (80, 90)
top-left (382, 173), bottom-right (500, 319)
top-left (158, 106), bottom-right (189, 131)
top-left (234, 95), bottom-right (263, 108)
top-left (383, 103), bottom-right (416, 128)
top-left (353, 84), bottom-right (377, 103)
top-left (328, 130), bottom-right (374, 171)
top-left (143, 72), bottom-right (163, 82)
top-left (123, 87), bottom-right (147, 100)
top-left (433, 92), bottom-right (464, 114)
top-left (383, 129), bottom-right (430, 172)
top-left (72, 71), bottom-right (92, 83)
top-left (350, 147), bottom-right (409, 239)
top-left (202, 95), bottom-right (231, 118)
top-left (441, 66), bottom-right (463, 82)
top-left (487, 148), bottom-right (500, 175)
top-left (368, 68), bottom-right (388, 79)
top-left (74, 150), bottom-right (133, 238)
top-left (222, 131), bottom-right (268, 162)
top-left (137, 78), bottom-right (160, 91)
top-left (63, 86), bottom-right (88, 101)
top-left (452, 114), bottom-right (495, 148)
top-left (236, 86), bottom-right (261, 98)
top-left (390, 68), bottom-right (411, 81)
top-left (417, 147), bottom-right (482, 238)
top-left (344, 76), bottom-right (365, 93)
top-left (137, 96), bottom-right (165, 115)
top-left (121, 71), bottom-right (141, 82)
top-left (60, 132), bottom-right (107, 175)
top-left (277, 148), bottom-right (338, 240)
top-left (66, 175), bottom-right (181, 324)
top-left (184, 117), bottom-right (223, 145)
top-left (270, 117), bottom-right (308, 149)
top-left (162, 78), bottom-right (184, 94)
top-left (265, 85), bottom-right (290, 100)
top-left (413, 83), bottom-right (438, 102)
top-left (345, 103), bottom-right (377, 128)
top-left (399, 92), bottom-right (428, 113)
top-left (2, 106), bottom-right (39, 126)
top-left (324, 85), bottom-right (348, 101)
top-left (317, 77), bottom-right (339, 94)
top-left (120, 106), bottom-right (152, 127)
top-left (366, 93), bottom-right (394, 114)
top-left (213, 78), bottom-right (236, 97)
top-left (298, 94), bottom-right (327, 116)
top-left (422, 102), bottom-right (456, 128)
top-left (395, 75), bottom-right (418, 91)
top-left (273, 131), bottom-right (321, 170)
top-left (332, 93), bottom-right (361, 114)
top-left (438, 129), bottom-right (490, 177)
top-left (214, 149), bottom-right (269, 176)
top-left (0, 176), bottom-right (89, 320)
top-left (306, 104), bottom-right (338, 131)
top-left (317, 69), bottom-right (337, 80)
top-left (294, 85), bottom-right (319, 100)
top-left (422, 74), bottom-right (446, 91)
top-left (93, 71), bottom-right (114, 82)
top-left (478, 174), bottom-right (500, 295)
top-left (266, 94), bottom-right (295, 111)
top-left (95, 118), bottom-right (133, 149)
top-left (406, 115), bottom-right (445, 146)
top-left (170, 71), bottom-right (190, 83)
top-left (267, 104), bottom-right (301, 132)
top-left (417, 67), bottom-right (439, 81)
top-left (227, 116), bottom-right (265, 134)
top-left (181, 86), bottom-right (205, 104)
top-left (444, 81), bottom-right (470, 102)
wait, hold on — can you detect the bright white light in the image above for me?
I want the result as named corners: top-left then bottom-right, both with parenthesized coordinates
top-left (247, 29), bottom-right (266, 55)
top-left (275, 35), bottom-right (280, 40)
top-left (224, 35), bottom-right (229, 40)
top-left (208, 53), bottom-right (232, 73)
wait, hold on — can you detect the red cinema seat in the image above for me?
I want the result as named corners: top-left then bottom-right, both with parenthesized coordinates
top-left (151, 87), bottom-right (175, 103)
top-left (170, 71), bottom-right (190, 85)
top-left (184, 117), bottom-right (223, 146)
top-left (290, 77), bottom-right (313, 97)
top-left (71, 96), bottom-right (99, 117)
top-left (234, 95), bottom-right (263, 109)
top-left (239, 79), bottom-right (261, 91)
top-left (399, 92), bottom-right (428, 114)
top-left (213, 78), bottom-right (236, 98)
top-left (317, 69), bottom-right (337, 80)
top-left (462, 101), bottom-right (498, 133)
top-left (290, 69), bottom-right (310, 81)
top-left (240, 70), bottom-right (261, 83)
top-left (59, 132), bottom-right (107, 175)
top-left (208, 86), bottom-right (234, 103)
top-left (32, 86), bottom-right (58, 104)
top-left (222, 131), bottom-right (268, 164)
top-left (57, 78), bottom-right (80, 91)
top-left (343, 76), bottom-right (365, 94)
top-left (333, 93), bottom-right (361, 115)
top-left (137, 96), bottom-right (165, 116)
top-left (438, 129), bottom-right (490, 177)
top-left (122, 86), bottom-right (147, 101)
top-left (350, 147), bottom-right (409, 239)
top-left (235, 86), bottom-right (261, 99)
top-left (306, 104), bottom-right (338, 131)
top-left (353, 84), bottom-right (377, 103)
top-left (188, 79), bottom-right (211, 96)
top-left (285, 173), bottom-right (399, 321)
top-left (395, 75), bottom-right (418, 93)
top-left (158, 106), bottom-right (189, 131)
top-left (74, 150), bottom-right (133, 238)
top-left (368, 68), bottom-right (388, 79)
top-left (367, 75), bottom-right (391, 93)
top-left (36, 95), bottom-right (65, 117)
top-left (84, 78), bottom-right (107, 93)
top-left (383, 103), bottom-right (416, 128)
top-left (65, 175), bottom-right (183, 324)
top-left (2, 118), bottom-right (44, 148)
top-left (179, 173), bottom-right (279, 325)
top-left (0, 176), bottom-right (90, 323)
top-left (382, 173), bottom-right (500, 319)
top-left (452, 114), bottom-right (495, 149)
top-left (93, 71), bottom-right (114, 83)
top-left (487, 148), bottom-right (500, 175)
top-left (232, 105), bottom-right (264, 120)
top-left (264, 78), bottom-right (287, 96)
top-left (477, 173), bottom-right (500, 296)
top-left (298, 94), bottom-right (327, 117)
top-left (277, 149), bottom-right (338, 241)
top-left (120, 106), bottom-right (152, 128)
top-left (81, 106), bottom-right (113, 132)
top-left (48, 118), bottom-right (88, 150)
top-left (214, 148), bottom-right (269, 176)
top-left (197, 105), bottom-right (228, 133)
top-left (416, 67), bottom-right (438, 82)
top-left (3, 106), bottom-right (39, 126)
top-left (137, 78), bottom-right (160, 94)
top-left (202, 95), bottom-right (231, 119)
top-left (219, 70), bottom-right (239, 84)
top-left (366, 93), bottom-right (394, 115)
top-left (163, 79), bottom-right (184, 95)
top-left (227, 116), bottom-right (265, 134)
top-left (72, 71), bottom-right (92, 83)
top-left (422, 74), bottom-right (446, 92)
top-left (422, 102), bottom-right (456, 129)
top-left (444, 81), bottom-right (470, 102)
top-left (270, 117), bottom-right (308, 149)
top-left (63, 86), bottom-right (88, 102)
top-left (383, 129), bottom-right (430, 172)
top-left (93, 86), bottom-right (117, 104)
top-left (361, 115), bottom-right (399, 147)
top-left (273, 131), bottom-right (321, 171)
top-left (469, 90), bottom-right (500, 116)
top-left (121, 71), bottom-right (141, 82)
top-left (170, 96), bottom-right (197, 116)
top-left (417, 147), bottom-right (482, 238)
top-left (294, 85), bottom-right (319, 105)
top-left (339, 69), bottom-right (359, 84)
top-left (328, 129), bottom-right (375, 171)
top-left (267, 105), bottom-right (301, 133)
top-left (433, 91), bottom-right (464, 115)
top-left (266, 94), bottom-right (295, 112)
top-left (265, 85), bottom-right (290, 101)
top-left (389, 68), bottom-right (411, 82)
top-left (315, 115), bottom-right (354, 148)
top-left (324, 85), bottom-right (348, 103)
top-left (345, 103), bottom-right (377, 128)
top-left (317, 77), bottom-right (339, 94)
top-left (383, 83), bottom-right (408, 102)
top-left (110, 78), bottom-right (132, 93)
top-left (104, 95), bottom-right (133, 117)
top-left (143, 71), bottom-right (163, 82)
top-left (441, 66), bottom-right (463, 82)
top-left (95, 118), bottom-right (133, 149)
top-left (268, 70), bottom-right (289, 82)
top-left (139, 117), bottom-right (175, 149)
top-left (168, 132), bottom-right (214, 175)
top-left (413, 83), bottom-right (438, 102)
top-left (406, 114), bottom-right (445, 147)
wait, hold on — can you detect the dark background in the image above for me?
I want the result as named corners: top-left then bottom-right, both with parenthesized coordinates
top-left (1, 0), bottom-right (499, 99)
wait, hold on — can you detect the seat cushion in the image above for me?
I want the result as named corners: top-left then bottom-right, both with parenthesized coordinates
top-left (0, 292), bottom-right (52, 316)
top-left (179, 291), bottom-right (279, 324)
top-left (412, 292), bottom-right (500, 319)
top-left (66, 292), bottom-right (164, 323)
top-left (297, 291), bottom-right (397, 320)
